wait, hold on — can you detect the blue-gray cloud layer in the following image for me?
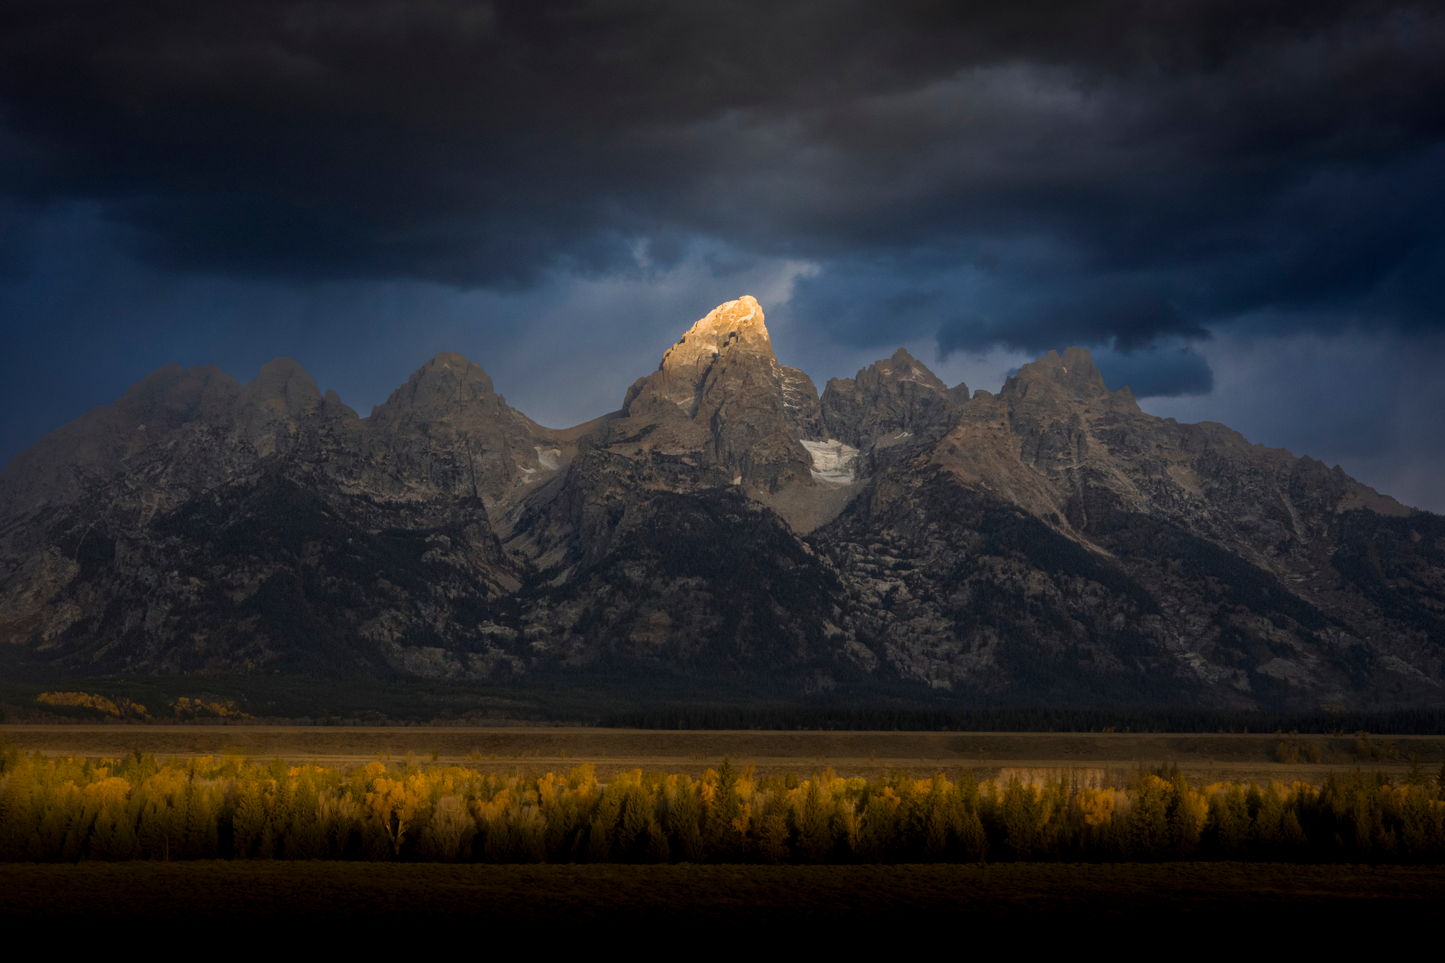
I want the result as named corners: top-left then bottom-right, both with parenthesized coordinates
top-left (2, 1), bottom-right (1443, 507)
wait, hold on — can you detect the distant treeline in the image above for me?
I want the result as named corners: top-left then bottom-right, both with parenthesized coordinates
top-left (2, 744), bottom-right (1444, 864)
top-left (600, 706), bottom-right (1445, 735)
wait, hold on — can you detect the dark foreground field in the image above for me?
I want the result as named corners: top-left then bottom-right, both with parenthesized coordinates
top-left (3, 862), bottom-right (1441, 928)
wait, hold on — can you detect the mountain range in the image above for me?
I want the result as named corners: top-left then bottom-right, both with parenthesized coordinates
top-left (2, 296), bottom-right (1442, 710)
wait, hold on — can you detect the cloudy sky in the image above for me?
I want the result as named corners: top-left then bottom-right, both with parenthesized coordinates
top-left (2, 0), bottom-right (1442, 510)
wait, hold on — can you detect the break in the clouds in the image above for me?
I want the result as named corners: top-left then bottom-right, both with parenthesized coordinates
top-left (1, 0), bottom-right (1443, 509)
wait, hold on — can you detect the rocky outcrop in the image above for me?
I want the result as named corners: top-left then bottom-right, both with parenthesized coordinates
top-left (360, 352), bottom-right (575, 506)
top-left (0, 353), bottom-right (542, 675)
top-left (821, 348), bottom-right (964, 448)
top-left (811, 346), bottom-right (1437, 706)
top-left (1, 297), bottom-right (1440, 709)
top-left (612, 296), bottom-right (816, 492)
top-left (505, 297), bottom-right (837, 575)
top-left (0, 362), bottom-right (240, 521)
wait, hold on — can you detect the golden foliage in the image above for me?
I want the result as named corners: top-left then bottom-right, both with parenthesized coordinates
top-left (35, 692), bottom-right (148, 719)
top-left (2, 748), bottom-right (1444, 865)
top-left (169, 696), bottom-right (250, 720)
top-left (1077, 787), bottom-right (1115, 828)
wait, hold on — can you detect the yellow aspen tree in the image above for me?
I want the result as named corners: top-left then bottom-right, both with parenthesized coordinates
top-left (317, 789), bottom-right (360, 858)
top-left (90, 777), bottom-right (140, 860)
top-left (136, 768), bottom-right (188, 860)
top-left (1077, 787), bottom-right (1115, 829)
top-left (537, 772), bottom-right (578, 858)
top-left (1251, 783), bottom-right (1287, 852)
top-left (424, 795), bottom-right (476, 861)
top-left (475, 788), bottom-right (514, 862)
top-left (516, 804), bottom-right (548, 863)
top-left (585, 780), bottom-right (625, 862)
top-left (364, 775), bottom-right (424, 857)
top-left (185, 780), bottom-right (223, 859)
top-left (65, 774), bottom-right (113, 859)
top-left (1174, 787), bottom-right (1209, 856)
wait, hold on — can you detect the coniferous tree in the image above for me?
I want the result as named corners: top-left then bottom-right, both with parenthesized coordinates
top-left (667, 775), bottom-right (704, 862)
top-left (1000, 777), bottom-right (1038, 859)
top-left (758, 813), bottom-right (789, 864)
top-left (645, 818), bottom-right (671, 863)
top-left (704, 759), bottom-right (743, 860)
top-left (232, 780), bottom-right (265, 859)
top-left (796, 778), bottom-right (833, 863)
top-left (1126, 775), bottom-right (1171, 859)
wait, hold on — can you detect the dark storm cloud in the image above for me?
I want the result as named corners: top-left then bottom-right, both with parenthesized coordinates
top-left (1096, 346), bottom-right (1214, 398)
top-left (2, 0), bottom-right (1444, 397)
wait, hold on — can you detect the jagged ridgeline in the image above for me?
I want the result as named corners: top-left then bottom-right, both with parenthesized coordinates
top-left (1, 296), bottom-right (1442, 709)
top-left (1, 748), bottom-right (1443, 864)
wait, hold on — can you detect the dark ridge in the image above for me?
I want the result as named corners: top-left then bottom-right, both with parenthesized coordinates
top-left (973, 505), bottom-right (1158, 615)
top-left (531, 487), bottom-right (842, 673)
top-left (898, 473), bottom-right (1159, 614)
top-left (1331, 509), bottom-right (1445, 649)
top-left (1097, 513), bottom-right (1328, 629)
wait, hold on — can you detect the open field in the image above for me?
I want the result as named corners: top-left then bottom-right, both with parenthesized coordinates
top-left (3, 862), bottom-right (1442, 926)
top-left (4, 725), bottom-right (1440, 784)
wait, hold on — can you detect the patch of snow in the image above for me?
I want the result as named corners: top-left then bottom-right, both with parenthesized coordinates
top-left (535, 447), bottom-right (562, 470)
top-left (893, 431), bottom-right (912, 439)
top-left (801, 439), bottom-right (860, 485)
top-left (733, 475), bottom-right (743, 485)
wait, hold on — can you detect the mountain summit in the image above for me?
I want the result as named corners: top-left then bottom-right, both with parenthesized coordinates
top-left (1, 297), bottom-right (1440, 708)
top-left (607, 295), bottom-right (817, 492)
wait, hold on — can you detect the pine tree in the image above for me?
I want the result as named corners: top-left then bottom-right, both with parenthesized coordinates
top-left (704, 758), bottom-right (742, 859)
top-left (232, 780), bottom-right (265, 859)
top-left (758, 813), bottom-right (789, 864)
top-left (796, 778), bottom-right (833, 863)
top-left (645, 818), bottom-right (671, 863)
top-left (667, 776), bottom-right (705, 862)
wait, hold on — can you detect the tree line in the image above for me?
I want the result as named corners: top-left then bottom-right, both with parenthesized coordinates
top-left (2, 745), bottom-right (1444, 864)
top-left (600, 706), bottom-right (1445, 735)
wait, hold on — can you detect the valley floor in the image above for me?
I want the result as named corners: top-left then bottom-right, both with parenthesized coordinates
top-left (2, 725), bottom-right (1437, 785)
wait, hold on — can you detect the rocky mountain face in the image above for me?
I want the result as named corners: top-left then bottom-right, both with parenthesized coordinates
top-left (2, 298), bottom-right (1441, 709)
